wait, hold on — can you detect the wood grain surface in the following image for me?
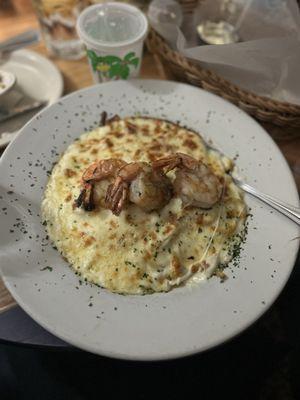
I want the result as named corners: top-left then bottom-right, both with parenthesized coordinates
top-left (0, 0), bottom-right (299, 314)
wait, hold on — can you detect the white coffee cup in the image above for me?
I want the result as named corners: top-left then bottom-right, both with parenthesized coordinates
top-left (77, 2), bottom-right (149, 83)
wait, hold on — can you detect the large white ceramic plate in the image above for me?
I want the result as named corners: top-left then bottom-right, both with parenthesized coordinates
top-left (0, 80), bottom-right (299, 361)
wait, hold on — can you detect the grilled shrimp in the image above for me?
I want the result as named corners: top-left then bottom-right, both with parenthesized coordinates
top-left (75, 159), bottom-right (126, 211)
top-left (153, 152), bottom-right (222, 209)
top-left (106, 162), bottom-right (173, 215)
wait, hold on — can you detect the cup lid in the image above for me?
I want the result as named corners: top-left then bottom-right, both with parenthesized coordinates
top-left (76, 2), bottom-right (149, 50)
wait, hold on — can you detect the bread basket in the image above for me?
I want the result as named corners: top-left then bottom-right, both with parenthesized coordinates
top-left (146, 0), bottom-right (300, 128)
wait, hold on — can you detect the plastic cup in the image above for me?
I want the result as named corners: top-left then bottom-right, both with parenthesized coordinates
top-left (76, 2), bottom-right (149, 83)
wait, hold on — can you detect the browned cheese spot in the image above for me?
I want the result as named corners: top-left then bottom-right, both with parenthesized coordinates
top-left (197, 215), bottom-right (204, 225)
top-left (150, 231), bottom-right (157, 241)
top-left (64, 168), bottom-right (77, 178)
top-left (226, 209), bottom-right (235, 218)
top-left (143, 251), bottom-right (152, 261)
top-left (168, 212), bottom-right (178, 225)
top-left (113, 152), bottom-right (123, 158)
top-left (109, 220), bottom-right (118, 229)
top-left (142, 129), bottom-right (149, 137)
top-left (149, 140), bottom-right (161, 152)
top-left (134, 149), bottom-right (142, 158)
top-left (65, 194), bottom-right (72, 202)
top-left (191, 264), bottom-right (199, 274)
top-left (104, 138), bottom-right (114, 148)
top-left (126, 121), bottom-right (138, 134)
top-left (210, 246), bottom-right (216, 255)
top-left (130, 274), bottom-right (139, 284)
top-left (163, 224), bottom-right (174, 235)
top-left (183, 139), bottom-right (197, 150)
top-left (154, 121), bottom-right (162, 134)
top-left (84, 237), bottom-right (96, 247)
top-left (142, 126), bottom-right (149, 135)
top-left (87, 138), bottom-right (100, 145)
top-left (111, 131), bottom-right (124, 138)
top-left (171, 256), bottom-right (182, 277)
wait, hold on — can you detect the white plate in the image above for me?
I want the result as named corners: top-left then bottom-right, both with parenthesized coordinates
top-left (0, 70), bottom-right (16, 96)
top-left (0, 80), bottom-right (299, 361)
top-left (0, 49), bottom-right (63, 148)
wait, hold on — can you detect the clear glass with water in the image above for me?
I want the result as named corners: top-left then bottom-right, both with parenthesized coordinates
top-left (195, 0), bottom-right (252, 45)
top-left (32, 0), bottom-right (88, 59)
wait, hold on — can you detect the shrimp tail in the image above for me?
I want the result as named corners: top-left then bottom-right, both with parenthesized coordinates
top-left (152, 155), bottom-right (180, 173)
top-left (75, 183), bottom-right (95, 211)
top-left (75, 188), bottom-right (86, 208)
top-left (106, 180), bottom-right (128, 215)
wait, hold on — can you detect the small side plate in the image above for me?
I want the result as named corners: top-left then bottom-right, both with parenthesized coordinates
top-left (0, 49), bottom-right (63, 149)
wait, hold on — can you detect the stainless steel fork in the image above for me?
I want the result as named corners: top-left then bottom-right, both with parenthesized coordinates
top-left (205, 141), bottom-right (300, 227)
top-left (231, 176), bottom-right (300, 226)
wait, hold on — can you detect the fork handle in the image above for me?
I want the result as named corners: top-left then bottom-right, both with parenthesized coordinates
top-left (239, 182), bottom-right (300, 226)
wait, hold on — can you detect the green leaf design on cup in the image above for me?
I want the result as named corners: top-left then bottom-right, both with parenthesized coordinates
top-left (124, 52), bottom-right (139, 68)
top-left (86, 49), bottom-right (101, 71)
top-left (86, 50), bottom-right (140, 80)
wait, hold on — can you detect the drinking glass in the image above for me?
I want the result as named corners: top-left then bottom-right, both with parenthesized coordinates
top-left (32, 0), bottom-right (89, 59)
top-left (195, 0), bottom-right (253, 45)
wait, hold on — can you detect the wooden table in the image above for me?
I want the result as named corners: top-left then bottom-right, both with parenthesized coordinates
top-left (0, 1), bottom-right (299, 315)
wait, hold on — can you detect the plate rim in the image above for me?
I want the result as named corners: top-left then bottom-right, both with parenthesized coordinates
top-left (0, 79), bottom-right (299, 361)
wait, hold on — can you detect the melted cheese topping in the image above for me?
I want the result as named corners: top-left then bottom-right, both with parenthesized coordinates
top-left (42, 117), bottom-right (247, 294)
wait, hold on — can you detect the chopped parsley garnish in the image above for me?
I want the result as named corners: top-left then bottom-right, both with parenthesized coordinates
top-left (125, 260), bottom-right (136, 268)
top-left (40, 266), bottom-right (53, 272)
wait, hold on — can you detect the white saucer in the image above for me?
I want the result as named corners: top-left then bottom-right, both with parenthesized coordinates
top-left (0, 49), bottom-right (63, 149)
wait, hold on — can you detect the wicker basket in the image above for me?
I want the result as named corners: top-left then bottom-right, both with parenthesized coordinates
top-left (146, 0), bottom-right (300, 128)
